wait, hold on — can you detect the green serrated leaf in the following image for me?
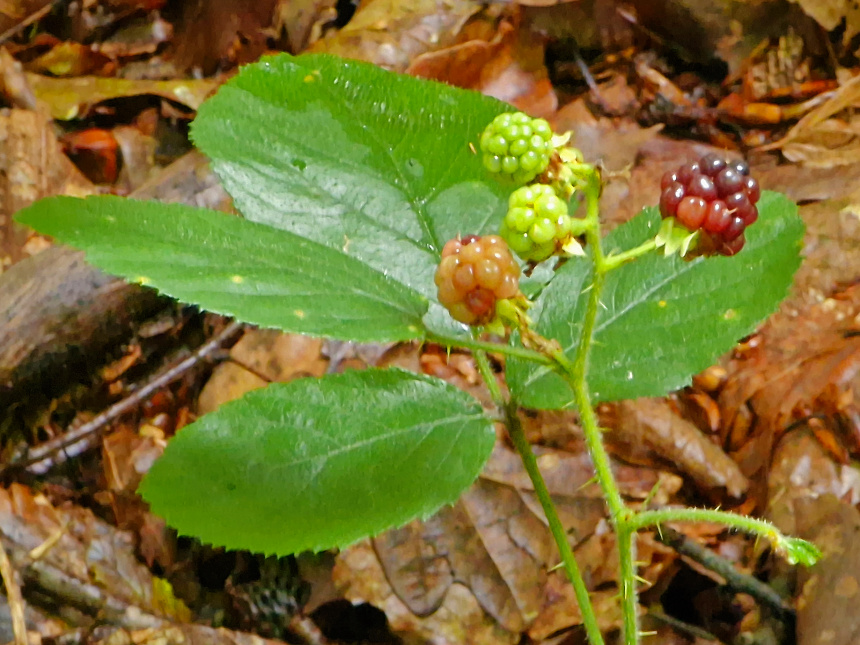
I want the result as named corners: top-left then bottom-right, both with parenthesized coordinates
top-left (15, 196), bottom-right (427, 342)
top-left (190, 52), bottom-right (515, 332)
top-left (508, 192), bottom-right (804, 408)
top-left (138, 368), bottom-right (496, 555)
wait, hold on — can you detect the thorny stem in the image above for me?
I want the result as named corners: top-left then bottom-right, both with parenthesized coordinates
top-left (631, 508), bottom-right (784, 543)
top-left (471, 349), bottom-right (606, 645)
top-left (512, 167), bottom-right (820, 645)
top-left (459, 151), bottom-right (820, 645)
top-left (551, 169), bottom-right (639, 645)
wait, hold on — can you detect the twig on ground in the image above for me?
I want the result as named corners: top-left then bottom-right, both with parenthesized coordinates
top-left (654, 525), bottom-right (794, 617)
top-left (0, 536), bottom-right (28, 645)
top-left (646, 608), bottom-right (719, 642)
top-left (0, 2), bottom-right (56, 46)
top-left (288, 614), bottom-right (331, 645)
top-left (4, 320), bottom-right (244, 477)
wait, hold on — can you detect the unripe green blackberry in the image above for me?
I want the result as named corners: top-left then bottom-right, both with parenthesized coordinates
top-left (499, 184), bottom-right (572, 262)
top-left (479, 112), bottom-right (553, 184)
top-left (434, 235), bottom-right (520, 325)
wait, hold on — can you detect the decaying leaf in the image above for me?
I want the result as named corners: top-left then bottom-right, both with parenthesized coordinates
top-left (759, 74), bottom-right (860, 168)
top-left (607, 398), bottom-right (749, 498)
top-left (767, 430), bottom-right (860, 538)
top-left (309, 0), bottom-right (482, 72)
top-left (27, 74), bottom-right (217, 120)
top-left (0, 483), bottom-right (190, 625)
top-left (792, 493), bottom-right (860, 645)
top-left (0, 108), bottom-right (94, 265)
top-left (197, 329), bottom-right (393, 415)
top-left (720, 284), bottom-right (860, 484)
top-left (336, 438), bottom-right (682, 639)
top-left (337, 541), bottom-right (520, 645)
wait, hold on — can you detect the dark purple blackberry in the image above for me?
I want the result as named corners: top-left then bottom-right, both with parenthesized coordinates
top-left (658, 154), bottom-right (761, 256)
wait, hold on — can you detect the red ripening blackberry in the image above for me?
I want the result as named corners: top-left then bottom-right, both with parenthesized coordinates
top-left (435, 234), bottom-right (520, 325)
top-left (659, 153), bottom-right (760, 256)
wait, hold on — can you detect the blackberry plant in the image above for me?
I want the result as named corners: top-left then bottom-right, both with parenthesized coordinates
top-left (14, 54), bottom-right (819, 645)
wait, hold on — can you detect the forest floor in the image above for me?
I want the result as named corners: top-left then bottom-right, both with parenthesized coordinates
top-left (2, 1), bottom-right (860, 644)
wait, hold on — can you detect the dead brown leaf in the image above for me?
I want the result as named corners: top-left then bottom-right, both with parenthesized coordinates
top-left (758, 74), bottom-right (860, 167)
top-left (752, 161), bottom-right (860, 203)
top-left (309, 0), bottom-right (482, 72)
top-left (336, 540), bottom-right (519, 645)
top-left (719, 284), bottom-right (860, 487)
top-left (229, 328), bottom-right (328, 382)
top-left (336, 434), bottom-right (682, 640)
top-left (607, 398), bottom-right (749, 498)
top-left (767, 429), bottom-right (860, 538)
top-left (793, 494), bottom-right (860, 645)
top-left (407, 19), bottom-right (513, 90)
top-left (197, 329), bottom-right (330, 415)
top-left (27, 73), bottom-right (217, 120)
top-left (0, 108), bottom-right (94, 266)
top-left (0, 483), bottom-right (189, 625)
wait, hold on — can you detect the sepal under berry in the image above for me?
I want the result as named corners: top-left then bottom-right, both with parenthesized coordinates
top-left (479, 112), bottom-right (553, 184)
top-left (655, 217), bottom-right (699, 258)
top-left (659, 154), bottom-right (760, 256)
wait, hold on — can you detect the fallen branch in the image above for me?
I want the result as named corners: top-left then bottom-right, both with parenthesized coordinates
top-left (4, 321), bottom-right (244, 476)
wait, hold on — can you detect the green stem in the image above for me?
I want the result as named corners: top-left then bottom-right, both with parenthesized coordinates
top-left (630, 508), bottom-right (782, 538)
top-left (631, 508), bottom-right (820, 568)
top-left (553, 350), bottom-right (639, 644)
top-left (425, 332), bottom-right (553, 366)
top-left (553, 170), bottom-right (640, 645)
top-left (603, 238), bottom-right (659, 272)
top-left (472, 350), bottom-right (606, 645)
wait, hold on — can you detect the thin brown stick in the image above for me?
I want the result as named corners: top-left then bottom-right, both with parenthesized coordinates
top-left (0, 536), bottom-right (28, 645)
top-left (5, 320), bottom-right (244, 476)
top-left (654, 525), bottom-right (794, 617)
top-left (288, 614), bottom-right (331, 645)
top-left (0, 2), bottom-right (55, 45)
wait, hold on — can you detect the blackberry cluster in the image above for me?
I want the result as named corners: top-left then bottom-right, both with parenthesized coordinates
top-left (435, 234), bottom-right (520, 325)
top-left (479, 112), bottom-right (554, 185)
top-left (500, 184), bottom-right (572, 262)
top-left (659, 154), bottom-right (761, 256)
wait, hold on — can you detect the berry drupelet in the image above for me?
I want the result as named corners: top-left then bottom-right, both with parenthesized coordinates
top-left (435, 235), bottom-right (521, 325)
top-left (659, 153), bottom-right (760, 256)
top-left (479, 112), bottom-right (554, 185)
top-left (500, 184), bottom-right (573, 262)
